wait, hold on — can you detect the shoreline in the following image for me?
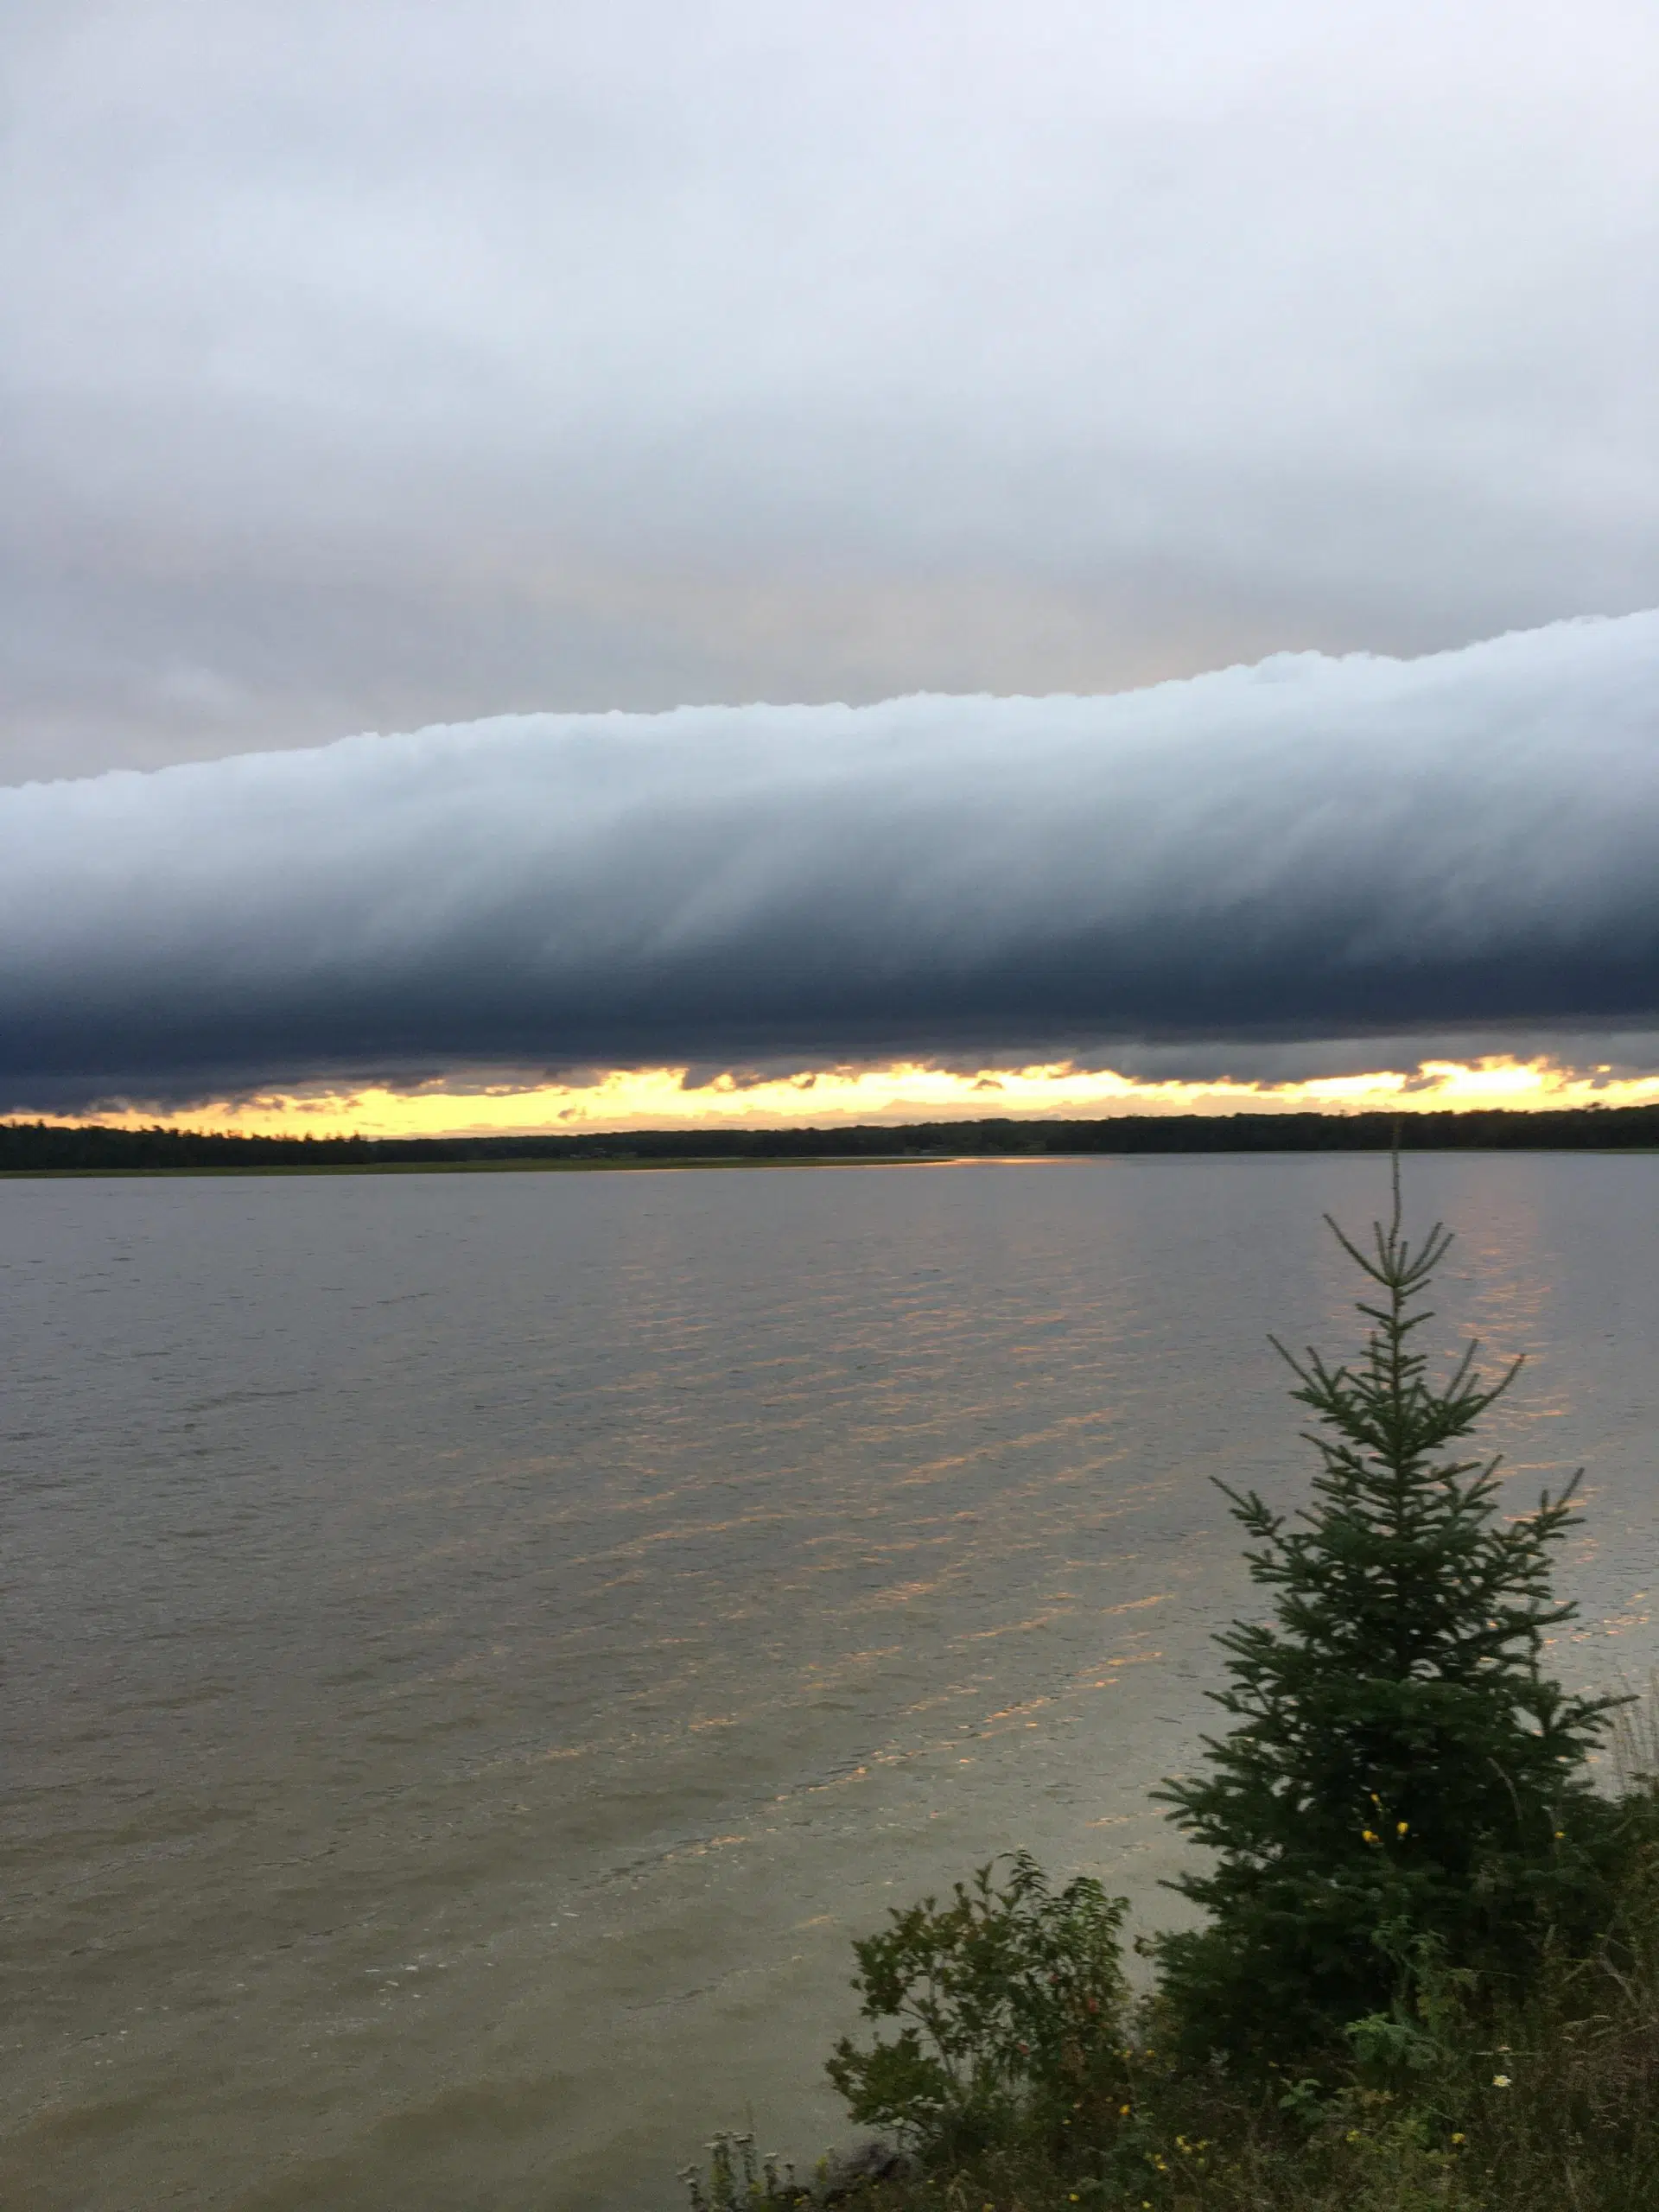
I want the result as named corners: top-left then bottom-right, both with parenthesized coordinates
top-left (3, 1145), bottom-right (1656, 1179)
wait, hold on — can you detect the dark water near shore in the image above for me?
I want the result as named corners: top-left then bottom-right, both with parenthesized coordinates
top-left (3, 1154), bottom-right (1657, 2210)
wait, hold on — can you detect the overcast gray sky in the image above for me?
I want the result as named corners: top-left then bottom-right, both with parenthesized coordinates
top-left (6, 0), bottom-right (1659, 784)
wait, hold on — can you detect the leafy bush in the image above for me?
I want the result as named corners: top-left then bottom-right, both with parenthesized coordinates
top-left (825, 1852), bottom-right (1131, 2157)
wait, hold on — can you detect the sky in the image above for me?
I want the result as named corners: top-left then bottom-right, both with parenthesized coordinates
top-left (3, 2), bottom-right (1658, 1131)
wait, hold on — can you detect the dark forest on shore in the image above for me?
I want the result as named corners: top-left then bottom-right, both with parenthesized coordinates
top-left (3, 1102), bottom-right (1658, 1173)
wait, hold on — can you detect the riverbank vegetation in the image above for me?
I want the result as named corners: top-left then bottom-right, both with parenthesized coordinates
top-left (4, 1102), bottom-right (1659, 1175)
top-left (684, 1164), bottom-right (1659, 2211)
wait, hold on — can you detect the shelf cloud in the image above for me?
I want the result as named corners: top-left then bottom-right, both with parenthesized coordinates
top-left (2, 609), bottom-right (1656, 1113)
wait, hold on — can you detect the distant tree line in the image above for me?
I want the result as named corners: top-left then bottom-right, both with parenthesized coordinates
top-left (3, 1102), bottom-right (1658, 1173)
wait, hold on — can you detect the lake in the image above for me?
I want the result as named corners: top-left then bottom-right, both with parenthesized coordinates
top-left (3, 1154), bottom-right (1656, 2209)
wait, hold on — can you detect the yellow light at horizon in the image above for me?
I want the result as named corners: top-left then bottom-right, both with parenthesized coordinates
top-left (1414, 1058), bottom-right (1549, 1100)
top-left (9, 1052), bottom-right (1659, 1142)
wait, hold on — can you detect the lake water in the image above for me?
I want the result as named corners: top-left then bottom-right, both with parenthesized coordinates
top-left (3, 1154), bottom-right (1657, 2210)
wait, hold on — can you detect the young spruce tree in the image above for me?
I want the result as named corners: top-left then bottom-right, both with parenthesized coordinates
top-left (1156, 1155), bottom-right (1622, 2064)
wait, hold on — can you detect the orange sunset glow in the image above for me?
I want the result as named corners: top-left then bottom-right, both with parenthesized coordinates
top-left (14, 1053), bottom-right (1659, 1143)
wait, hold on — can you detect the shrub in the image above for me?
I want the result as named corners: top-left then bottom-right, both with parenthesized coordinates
top-left (824, 1852), bottom-right (1131, 2158)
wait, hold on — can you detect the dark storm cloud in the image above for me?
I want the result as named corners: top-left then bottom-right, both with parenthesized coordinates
top-left (4, 1), bottom-right (1659, 780)
top-left (3, 613), bottom-right (1656, 1109)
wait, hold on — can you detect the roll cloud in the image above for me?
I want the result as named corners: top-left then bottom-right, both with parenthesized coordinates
top-left (3, 609), bottom-right (1656, 1109)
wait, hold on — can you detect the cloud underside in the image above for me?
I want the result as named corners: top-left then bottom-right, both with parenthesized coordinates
top-left (3, 610), bottom-right (1657, 1113)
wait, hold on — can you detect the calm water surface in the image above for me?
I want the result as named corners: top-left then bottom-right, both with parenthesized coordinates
top-left (3, 1155), bottom-right (1657, 2210)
